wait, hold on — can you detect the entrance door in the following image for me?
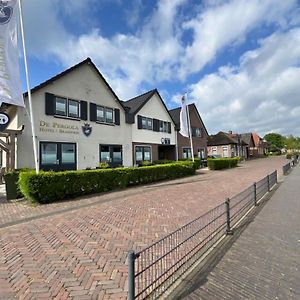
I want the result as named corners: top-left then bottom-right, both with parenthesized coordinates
top-left (40, 142), bottom-right (77, 171)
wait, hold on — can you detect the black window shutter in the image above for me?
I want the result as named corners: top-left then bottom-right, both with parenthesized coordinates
top-left (114, 108), bottom-right (120, 125)
top-left (153, 118), bottom-right (159, 132)
top-left (137, 115), bottom-right (142, 129)
top-left (90, 103), bottom-right (97, 122)
top-left (167, 122), bottom-right (171, 134)
top-left (80, 101), bottom-right (87, 120)
top-left (45, 93), bottom-right (55, 115)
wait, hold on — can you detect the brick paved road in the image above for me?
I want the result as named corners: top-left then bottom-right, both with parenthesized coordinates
top-left (0, 157), bottom-right (289, 299)
top-left (179, 162), bottom-right (300, 300)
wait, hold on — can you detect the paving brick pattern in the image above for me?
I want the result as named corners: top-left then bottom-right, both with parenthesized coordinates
top-left (0, 157), bottom-right (288, 299)
top-left (182, 162), bottom-right (300, 300)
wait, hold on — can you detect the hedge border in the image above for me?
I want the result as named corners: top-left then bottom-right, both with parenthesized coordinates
top-left (19, 161), bottom-right (196, 203)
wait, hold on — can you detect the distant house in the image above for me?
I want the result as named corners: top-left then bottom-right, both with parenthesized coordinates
top-left (207, 131), bottom-right (248, 159)
top-left (241, 132), bottom-right (267, 158)
top-left (169, 104), bottom-right (209, 159)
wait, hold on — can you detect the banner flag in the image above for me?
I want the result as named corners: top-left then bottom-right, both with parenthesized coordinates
top-left (179, 94), bottom-right (189, 137)
top-left (0, 0), bottom-right (24, 107)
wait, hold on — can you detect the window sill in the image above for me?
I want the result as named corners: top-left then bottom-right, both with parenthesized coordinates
top-left (54, 115), bottom-right (81, 121)
top-left (96, 121), bottom-right (115, 126)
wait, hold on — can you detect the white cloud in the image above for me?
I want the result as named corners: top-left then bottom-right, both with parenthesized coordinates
top-left (178, 0), bottom-right (296, 78)
top-left (22, 0), bottom-right (300, 136)
top-left (24, 0), bottom-right (297, 99)
top-left (188, 28), bottom-right (300, 136)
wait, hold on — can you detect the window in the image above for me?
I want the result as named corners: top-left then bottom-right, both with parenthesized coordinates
top-left (96, 106), bottom-right (114, 124)
top-left (40, 142), bottom-right (77, 171)
top-left (135, 146), bottom-right (151, 163)
top-left (212, 147), bottom-right (217, 155)
top-left (159, 120), bottom-right (168, 132)
top-left (142, 117), bottom-right (147, 129)
top-left (147, 118), bottom-right (153, 130)
top-left (112, 146), bottom-right (122, 163)
top-left (97, 106), bottom-right (105, 122)
top-left (100, 145), bottom-right (110, 162)
top-left (55, 97), bottom-right (67, 116)
top-left (55, 96), bottom-right (80, 118)
top-left (106, 108), bottom-right (113, 123)
top-left (61, 144), bottom-right (76, 164)
top-left (222, 146), bottom-right (228, 157)
top-left (141, 116), bottom-right (153, 130)
top-left (68, 100), bottom-right (79, 118)
top-left (41, 143), bottom-right (57, 165)
top-left (183, 147), bottom-right (192, 159)
top-left (198, 148), bottom-right (205, 159)
top-left (100, 145), bottom-right (123, 166)
top-left (195, 128), bottom-right (201, 137)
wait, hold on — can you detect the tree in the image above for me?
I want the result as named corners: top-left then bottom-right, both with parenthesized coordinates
top-left (284, 135), bottom-right (300, 150)
top-left (264, 133), bottom-right (284, 151)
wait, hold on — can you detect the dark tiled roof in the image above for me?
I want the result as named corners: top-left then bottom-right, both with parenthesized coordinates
top-left (241, 133), bottom-right (253, 145)
top-left (207, 131), bottom-right (238, 146)
top-left (24, 57), bottom-right (122, 107)
top-left (122, 89), bottom-right (156, 114)
top-left (122, 89), bottom-right (176, 126)
top-left (169, 103), bottom-right (209, 135)
top-left (228, 133), bottom-right (248, 145)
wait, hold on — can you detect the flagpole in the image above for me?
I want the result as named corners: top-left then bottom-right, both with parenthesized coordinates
top-left (18, 0), bottom-right (39, 173)
top-left (175, 126), bottom-right (178, 161)
top-left (185, 94), bottom-right (194, 162)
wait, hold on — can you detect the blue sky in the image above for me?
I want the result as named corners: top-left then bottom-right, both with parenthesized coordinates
top-left (20, 0), bottom-right (300, 136)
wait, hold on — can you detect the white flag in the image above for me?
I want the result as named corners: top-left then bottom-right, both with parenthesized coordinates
top-left (0, 0), bottom-right (24, 107)
top-left (179, 94), bottom-right (189, 137)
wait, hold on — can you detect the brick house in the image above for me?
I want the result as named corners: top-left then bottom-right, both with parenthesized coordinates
top-left (207, 131), bottom-right (248, 159)
top-left (169, 104), bottom-right (208, 159)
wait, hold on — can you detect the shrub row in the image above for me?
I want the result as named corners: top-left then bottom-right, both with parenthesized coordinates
top-left (207, 157), bottom-right (240, 170)
top-left (19, 161), bottom-right (196, 204)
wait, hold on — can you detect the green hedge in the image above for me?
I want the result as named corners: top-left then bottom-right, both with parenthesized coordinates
top-left (207, 157), bottom-right (240, 170)
top-left (19, 162), bottom-right (195, 204)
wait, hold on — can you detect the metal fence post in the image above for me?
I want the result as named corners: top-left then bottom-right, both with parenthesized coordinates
top-left (267, 175), bottom-right (270, 192)
top-left (225, 198), bottom-right (233, 235)
top-left (253, 182), bottom-right (257, 206)
top-left (128, 251), bottom-right (136, 300)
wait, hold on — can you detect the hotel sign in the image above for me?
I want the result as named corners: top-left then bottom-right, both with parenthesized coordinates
top-left (39, 120), bottom-right (79, 135)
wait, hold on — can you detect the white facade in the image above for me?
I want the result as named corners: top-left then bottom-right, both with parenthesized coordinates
top-left (14, 62), bottom-right (132, 170)
top-left (132, 93), bottom-right (176, 144)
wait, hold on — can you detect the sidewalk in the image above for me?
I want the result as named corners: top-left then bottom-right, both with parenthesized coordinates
top-left (176, 164), bottom-right (300, 299)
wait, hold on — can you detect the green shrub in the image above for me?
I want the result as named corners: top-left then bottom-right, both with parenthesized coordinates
top-left (152, 159), bottom-right (174, 165)
top-left (139, 160), bottom-right (153, 167)
top-left (179, 158), bottom-right (202, 169)
top-left (98, 162), bottom-right (110, 169)
top-left (207, 157), bottom-right (240, 170)
top-left (19, 162), bottom-right (196, 204)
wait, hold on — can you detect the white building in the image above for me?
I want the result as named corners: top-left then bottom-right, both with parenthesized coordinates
top-left (2, 58), bottom-right (177, 171)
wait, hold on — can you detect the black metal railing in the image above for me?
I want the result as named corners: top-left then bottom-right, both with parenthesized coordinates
top-left (128, 164), bottom-right (293, 299)
top-left (283, 162), bottom-right (291, 175)
top-left (129, 202), bottom-right (226, 299)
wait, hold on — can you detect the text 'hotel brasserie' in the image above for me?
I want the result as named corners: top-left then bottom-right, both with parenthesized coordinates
top-left (1, 58), bottom-right (208, 171)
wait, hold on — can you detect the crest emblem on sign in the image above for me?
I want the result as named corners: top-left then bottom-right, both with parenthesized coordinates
top-left (82, 123), bottom-right (92, 137)
top-left (0, 112), bottom-right (10, 132)
top-left (0, 1), bottom-right (13, 25)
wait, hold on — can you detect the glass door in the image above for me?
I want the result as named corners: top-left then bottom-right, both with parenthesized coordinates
top-left (40, 142), bottom-right (77, 171)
